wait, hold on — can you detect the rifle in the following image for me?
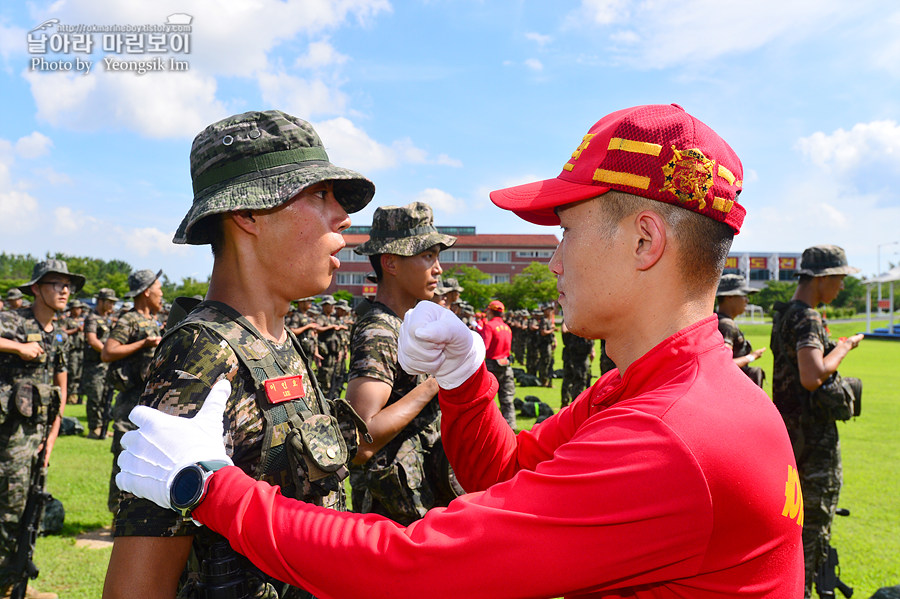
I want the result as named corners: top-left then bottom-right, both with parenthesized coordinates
top-left (8, 391), bottom-right (59, 599)
top-left (814, 508), bottom-right (854, 598)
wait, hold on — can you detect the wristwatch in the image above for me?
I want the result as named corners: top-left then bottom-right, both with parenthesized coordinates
top-left (170, 460), bottom-right (230, 518)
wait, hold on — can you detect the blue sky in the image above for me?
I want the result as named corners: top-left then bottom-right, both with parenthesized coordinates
top-left (1, 0), bottom-right (899, 283)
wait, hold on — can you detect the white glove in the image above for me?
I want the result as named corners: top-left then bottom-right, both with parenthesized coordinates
top-left (115, 379), bottom-right (233, 511)
top-left (399, 301), bottom-right (485, 389)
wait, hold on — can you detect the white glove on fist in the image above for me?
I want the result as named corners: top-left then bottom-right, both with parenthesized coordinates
top-left (399, 301), bottom-right (485, 389)
top-left (115, 379), bottom-right (233, 511)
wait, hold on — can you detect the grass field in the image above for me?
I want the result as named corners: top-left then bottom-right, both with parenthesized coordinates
top-left (31, 319), bottom-right (900, 597)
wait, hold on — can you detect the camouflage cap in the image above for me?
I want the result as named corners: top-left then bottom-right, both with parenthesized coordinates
top-left (175, 110), bottom-right (376, 245)
top-left (716, 274), bottom-right (758, 297)
top-left (124, 269), bottom-right (163, 298)
top-left (96, 288), bottom-right (119, 301)
top-left (18, 259), bottom-right (86, 295)
top-left (68, 300), bottom-right (88, 310)
top-left (796, 245), bottom-right (860, 277)
top-left (441, 277), bottom-right (464, 293)
top-left (335, 299), bottom-right (351, 311)
top-left (5, 288), bottom-right (23, 300)
top-left (319, 294), bottom-right (336, 305)
top-left (353, 202), bottom-right (457, 256)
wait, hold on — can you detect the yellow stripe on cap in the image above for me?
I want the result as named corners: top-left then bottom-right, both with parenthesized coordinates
top-left (712, 196), bottom-right (734, 213)
top-left (593, 169), bottom-right (651, 190)
top-left (607, 137), bottom-right (662, 156)
top-left (717, 164), bottom-right (736, 185)
top-left (563, 163), bottom-right (574, 172)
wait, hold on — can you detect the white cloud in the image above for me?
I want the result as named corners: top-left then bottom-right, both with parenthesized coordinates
top-left (415, 188), bottom-right (465, 214)
top-left (15, 132), bottom-right (53, 159)
top-left (257, 70), bottom-right (348, 120)
top-left (53, 205), bottom-right (99, 234)
top-left (525, 32), bottom-right (552, 46)
top-left (295, 39), bottom-right (349, 69)
top-left (0, 21), bottom-right (26, 64)
top-left (30, 166), bottom-right (72, 185)
top-left (25, 68), bottom-right (227, 139)
top-left (118, 226), bottom-right (190, 256)
top-left (0, 190), bottom-right (40, 232)
top-left (524, 58), bottom-right (543, 71)
top-left (796, 120), bottom-right (900, 173)
top-left (314, 117), bottom-right (462, 172)
top-left (568, 0), bottom-right (853, 68)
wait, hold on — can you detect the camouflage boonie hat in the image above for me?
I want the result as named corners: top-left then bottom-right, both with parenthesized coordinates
top-left (441, 277), bottom-right (463, 293)
top-left (353, 202), bottom-right (457, 256)
top-left (96, 288), bottom-right (119, 301)
top-left (319, 295), bottom-right (336, 305)
top-left (124, 269), bottom-right (163, 298)
top-left (796, 245), bottom-right (860, 277)
top-left (19, 259), bottom-right (86, 295)
top-left (716, 274), bottom-right (758, 297)
top-left (175, 110), bottom-right (376, 245)
top-left (335, 299), bottom-right (351, 311)
top-left (6, 288), bottom-right (23, 301)
top-left (68, 300), bottom-right (87, 310)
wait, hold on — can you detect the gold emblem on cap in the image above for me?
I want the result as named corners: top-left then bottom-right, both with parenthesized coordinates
top-left (660, 146), bottom-right (715, 209)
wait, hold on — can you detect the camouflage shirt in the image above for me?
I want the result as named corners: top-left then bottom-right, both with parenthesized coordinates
top-left (107, 309), bottom-right (161, 393)
top-left (716, 312), bottom-right (753, 359)
top-left (348, 301), bottom-right (438, 462)
top-left (82, 309), bottom-right (113, 365)
top-left (116, 302), bottom-right (342, 599)
top-left (771, 299), bottom-right (831, 420)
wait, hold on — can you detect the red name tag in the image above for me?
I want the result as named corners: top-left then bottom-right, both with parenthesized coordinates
top-left (264, 375), bottom-right (305, 404)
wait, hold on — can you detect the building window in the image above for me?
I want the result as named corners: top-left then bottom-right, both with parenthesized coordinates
top-left (516, 250), bottom-right (553, 258)
top-left (722, 268), bottom-right (741, 276)
top-left (494, 251), bottom-right (510, 263)
top-left (492, 274), bottom-right (510, 284)
top-left (478, 251), bottom-right (492, 263)
top-left (749, 270), bottom-right (770, 281)
top-left (779, 270), bottom-right (797, 281)
top-left (454, 250), bottom-right (473, 262)
top-left (335, 273), bottom-right (367, 285)
top-left (338, 249), bottom-right (367, 262)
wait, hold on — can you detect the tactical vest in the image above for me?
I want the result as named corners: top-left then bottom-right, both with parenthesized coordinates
top-left (107, 311), bottom-right (160, 393)
top-left (0, 308), bottom-right (65, 425)
top-left (164, 299), bottom-right (364, 503)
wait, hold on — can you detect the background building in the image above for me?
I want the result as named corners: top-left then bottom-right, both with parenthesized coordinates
top-left (723, 251), bottom-right (803, 289)
top-left (326, 226), bottom-right (559, 300)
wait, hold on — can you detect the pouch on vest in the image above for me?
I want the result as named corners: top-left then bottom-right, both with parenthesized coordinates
top-left (13, 381), bottom-right (55, 420)
top-left (811, 373), bottom-right (862, 421)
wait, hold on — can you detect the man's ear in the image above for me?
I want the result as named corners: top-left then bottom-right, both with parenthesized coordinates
top-left (633, 210), bottom-right (667, 272)
top-left (229, 211), bottom-right (259, 235)
top-left (380, 254), bottom-right (397, 277)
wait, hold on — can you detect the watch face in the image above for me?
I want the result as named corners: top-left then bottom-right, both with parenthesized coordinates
top-left (171, 466), bottom-right (204, 508)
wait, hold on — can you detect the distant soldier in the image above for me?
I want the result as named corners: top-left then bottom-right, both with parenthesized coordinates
top-left (81, 288), bottom-right (118, 439)
top-left (0, 259), bottom-right (84, 599)
top-left (442, 277), bottom-right (463, 308)
top-left (715, 274), bottom-right (766, 388)
top-left (314, 295), bottom-right (345, 398)
top-left (287, 297), bottom-right (319, 362)
top-left (4, 289), bottom-right (24, 311)
top-left (525, 308), bottom-right (541, 377)
top-left (771, 245), bottom-right (864, 598)
top-left (62, 300), bottom-right (87, 403)
top-left (101, 269), bottom-right (163, 514)
top-left (429, 279), bottom-right (447, 306)
top-left (331, 299), bottom-right (353, 397)
top-left (480, 300), bottom-right (516, 429)
top-left (348, 201), bottom-right (458, 525)
top-left (560, 322), bottom-right (594, 407)
top-left (536, 303), bottom-right (557, 387)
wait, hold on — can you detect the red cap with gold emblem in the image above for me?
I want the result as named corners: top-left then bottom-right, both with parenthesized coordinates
top-left (489, 104), bottom-right (746, 234)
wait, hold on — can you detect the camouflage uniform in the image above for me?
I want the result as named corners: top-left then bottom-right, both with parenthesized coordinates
top-left (116, 301), bottom-right (350, 599)
top-left (348, 301), bottom-right (452, 525)
top-left (80, 307), bottom-right (114, 438)
top-left (716, 312), bottom-right (765, 387)
top-left (106, 309), bottom-right (161, 513)
top-left (560, 331), bottom-right (593, 407)
top-left (525, 311), bottom-right (540, 377)
top-left (0, 307), bottom-right (67, 588)
top-left (771, 300), bottom-right (839, 597)
top-left (536, 309), bottom-right (557, 386)
top-left (286, 303), bottom-right (317, 361)
top-left (314, 300), bottom-right (341, 399)
top-left (62, 306), bottom-right (85, 402)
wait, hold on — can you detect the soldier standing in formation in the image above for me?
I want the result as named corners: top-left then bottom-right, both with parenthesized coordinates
top-left (347, 202), bottom-right (458, 525)
top-left (101, 269), bottom-right (163, 515)
top-left (82, 288), bottom-right (118, 440)
top-left (479, 300), bottom-right (516, 429)
top-left (103, 109), bottom-right (374, 598)
top-left (331, 299), bottom-right (353, 397)
top-left (62, 300), bottom-right (86, 404)
top-left (770, 245), bottom-right (864, 598)
top-left (715, 274), bottom-right (766, 387)
top-left (287, 297), bottom-right (319, 364)
top-left (536, 303), bottom-right (557, 387)
top-left (560, 322), bottom-right (594, 407)
top-left (313, 296), bottom-right (346, 398)
top-left (4, 290), bottom-right (24, 312)
top-left (0, 259), bottom-right (84, 599)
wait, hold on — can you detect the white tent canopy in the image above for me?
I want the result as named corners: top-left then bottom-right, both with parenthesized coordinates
top-left (865, 267), bottom-right (900, 335)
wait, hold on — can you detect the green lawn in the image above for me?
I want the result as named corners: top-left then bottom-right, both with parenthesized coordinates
top-left (30, 320), bottom-right (900, 596)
